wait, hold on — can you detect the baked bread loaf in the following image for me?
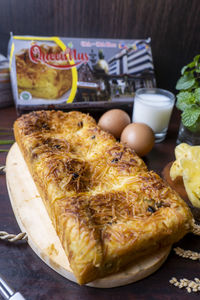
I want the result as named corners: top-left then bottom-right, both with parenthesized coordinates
top-left (16, 45), bottom-right (72, 99)
top-left (14, 110), bottom-right (193, 284)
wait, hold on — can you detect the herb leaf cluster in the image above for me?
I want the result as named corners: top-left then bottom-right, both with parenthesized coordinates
top-left (176, 55), bottom-right (200, 132)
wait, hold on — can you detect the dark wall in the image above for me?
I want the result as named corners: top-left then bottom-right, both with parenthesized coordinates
top-left (0, 0), bottom-right (199, 92)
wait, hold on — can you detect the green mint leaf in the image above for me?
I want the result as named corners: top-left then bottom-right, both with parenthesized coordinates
top-left (182, 106), bottom-right (200, 128)
top-left (181, 65), bottom-right (188, 75)
top-left (181, 61), bottom-right (195, 75)
top-left (184, 116), bottom-right (200, 132)
top-left (193, 82), bottom-right (200, 89)
top-left (194, 55), bottom-right (200, 73)
top-left (176, 91), bottom-right (196, 111)
top-left (195, 88), bottom-right (200, 103)
top-left (176, 74), bottom-right (195, 90)
top-left (194, 54), bottom-right (200, 65)
top-left (188, 121), bottom-right (200, 132)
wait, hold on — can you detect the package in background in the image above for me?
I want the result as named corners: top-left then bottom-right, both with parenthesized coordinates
top-left (0, 54), bottom-right (13, 108)
top-left (8, 35), bottom-right (156, 114)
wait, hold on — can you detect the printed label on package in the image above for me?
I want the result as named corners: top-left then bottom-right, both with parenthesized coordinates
top-left (8, 35), bottom-right (156, 112)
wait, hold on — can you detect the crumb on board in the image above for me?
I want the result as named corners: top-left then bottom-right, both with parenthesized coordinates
top-left (47, 243), bottom-right (59, 256)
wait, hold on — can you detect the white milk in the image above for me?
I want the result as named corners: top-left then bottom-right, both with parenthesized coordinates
top-left (133, 93), bottom-right (174, 133)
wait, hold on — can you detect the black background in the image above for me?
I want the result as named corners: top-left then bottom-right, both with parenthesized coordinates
top-left (0, 0), bottom-right (200, 93)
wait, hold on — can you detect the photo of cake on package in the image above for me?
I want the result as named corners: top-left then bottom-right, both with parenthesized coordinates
top-left (15, 44), bottom-right (72, 100)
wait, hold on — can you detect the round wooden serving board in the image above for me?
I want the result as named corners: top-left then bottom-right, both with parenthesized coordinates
top-left (6, 143), bottom-right (171, 288)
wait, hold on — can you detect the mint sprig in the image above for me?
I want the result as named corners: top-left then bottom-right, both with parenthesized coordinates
top-left (176, 74), bottom-right (195, 90)
top-left (176, 55), bottom-right (200, 132)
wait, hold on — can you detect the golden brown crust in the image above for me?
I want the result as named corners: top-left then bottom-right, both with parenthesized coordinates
top-left (14, 110), bottom-right (193, 284)
top-left (16, 45), bottom-right (72, 99)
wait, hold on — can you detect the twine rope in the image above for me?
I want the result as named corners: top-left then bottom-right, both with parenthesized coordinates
top-left (0, 231), bottom-right (28, 242)
top-left (1, 166), bottom-right (27, 242)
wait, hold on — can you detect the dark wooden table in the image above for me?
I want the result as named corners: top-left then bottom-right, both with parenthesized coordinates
top-left (0, 106), bottom-right (200, 300)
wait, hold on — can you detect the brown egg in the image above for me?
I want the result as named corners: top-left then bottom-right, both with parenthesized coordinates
top-left (98, 109), bottom-right (131, 138)
top-left (120, 123), bottom-right (155, 157)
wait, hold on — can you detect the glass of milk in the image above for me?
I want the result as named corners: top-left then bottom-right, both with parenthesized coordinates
top-left (133, 88), bottom-right (175, 143)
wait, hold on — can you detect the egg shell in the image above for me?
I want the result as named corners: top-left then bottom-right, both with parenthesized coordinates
top-left (121, 123), bottom-right (155, 157)
top-left (98, 109), bottom-right (131, 138)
